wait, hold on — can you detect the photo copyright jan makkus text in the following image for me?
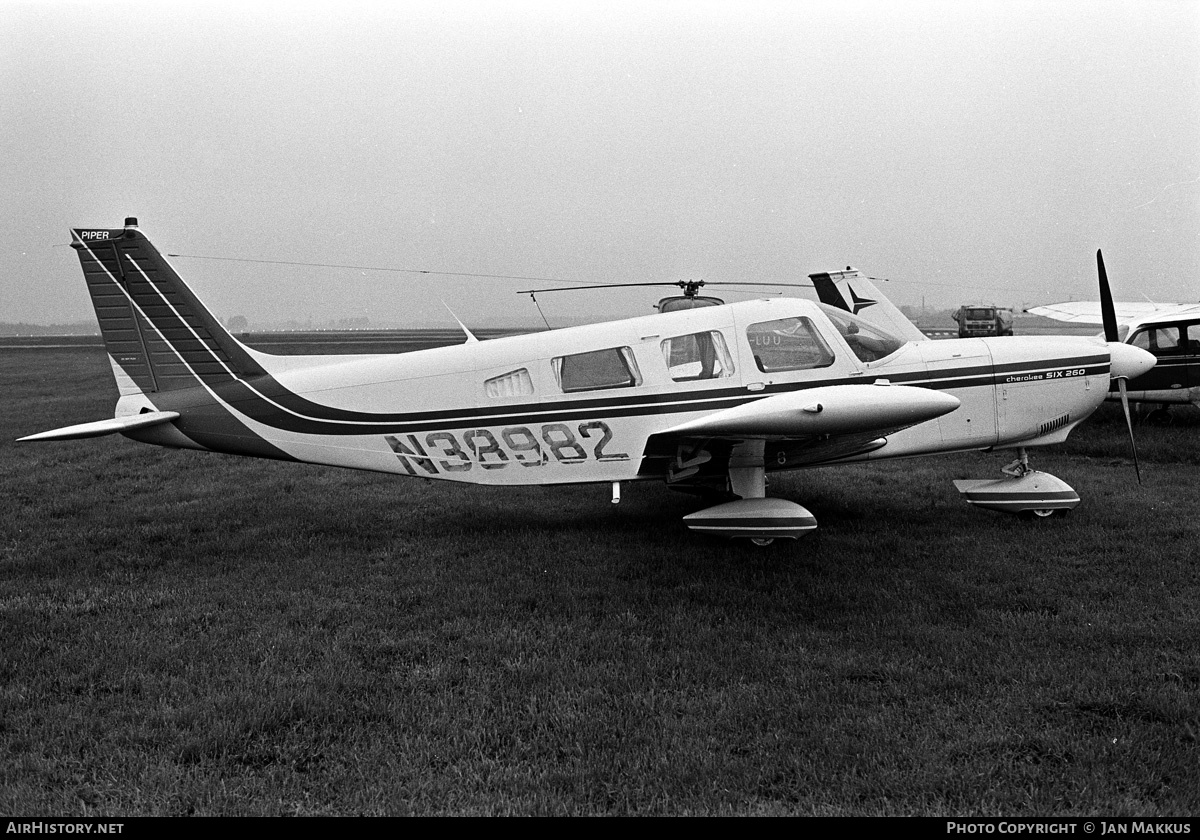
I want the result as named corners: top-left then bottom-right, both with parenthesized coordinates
top-left (947, 824), bottom-right (1191, 835)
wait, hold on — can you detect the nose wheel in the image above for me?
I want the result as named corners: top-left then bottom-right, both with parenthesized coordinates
top-left (953, 448), bottom-right (1081, 517)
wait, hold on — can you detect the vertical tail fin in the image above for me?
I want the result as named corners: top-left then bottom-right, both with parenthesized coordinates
top-left (71, 218), bottom-right (266, 394)
top-left (810, 268), bottom-right (928, 343)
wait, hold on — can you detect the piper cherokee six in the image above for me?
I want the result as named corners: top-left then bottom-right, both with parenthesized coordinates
top-left (19, 220), bottom-right (1155, 545)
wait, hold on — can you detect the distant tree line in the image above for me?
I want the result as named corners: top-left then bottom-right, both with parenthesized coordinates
top-left (0, 321), bottom-right (99, 336)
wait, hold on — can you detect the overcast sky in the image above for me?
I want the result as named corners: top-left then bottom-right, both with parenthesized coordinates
top-left (2, 0), bottom-right (1197, 328)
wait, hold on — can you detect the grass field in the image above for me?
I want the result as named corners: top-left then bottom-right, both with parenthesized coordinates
top-left (1, 347), bottom-right (1197, 816)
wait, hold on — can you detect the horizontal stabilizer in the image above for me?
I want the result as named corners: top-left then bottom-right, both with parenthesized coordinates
top-left (17, 411), bottom-right (180, 442)
top-left (661, 384), bottom-right (960, 439)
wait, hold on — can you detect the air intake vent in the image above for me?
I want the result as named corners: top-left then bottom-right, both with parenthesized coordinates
top-left (1039, 414), bottom-right (1071, 436)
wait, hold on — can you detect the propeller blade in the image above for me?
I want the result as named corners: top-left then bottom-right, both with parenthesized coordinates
top-left (1116, 377), bottom-right (1142, 485)
top-left (1097, 249), bottom-right (1119, 343)
top-left (1098, 250), bottom-right (1143, 482)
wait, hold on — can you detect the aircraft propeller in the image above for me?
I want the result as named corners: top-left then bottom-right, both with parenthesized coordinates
top-left (1097, 249), bottom-right (1151, 484)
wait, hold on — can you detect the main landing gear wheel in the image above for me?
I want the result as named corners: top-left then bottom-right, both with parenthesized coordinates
top-left (1027, 509), bottom-right (1056, 519)
top-left (683, 498), bottom-right (818, 542)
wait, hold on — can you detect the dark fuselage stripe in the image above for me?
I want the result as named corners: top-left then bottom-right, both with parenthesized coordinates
top-left (263, 354), bottom-right (1108, 426)
top-left (200, 358), bottom-right (1109, 437)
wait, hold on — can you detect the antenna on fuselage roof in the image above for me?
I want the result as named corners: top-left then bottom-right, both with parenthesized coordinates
top-left (439, 300), bottom-right (479, 344)
top-left (526, 290), bottom-right (554, 331)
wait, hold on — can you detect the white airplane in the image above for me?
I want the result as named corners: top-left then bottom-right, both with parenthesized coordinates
top-left (19, 220), bottom-right (1156, 544)
top-left (1028, 257), bottom-right (1199, 414)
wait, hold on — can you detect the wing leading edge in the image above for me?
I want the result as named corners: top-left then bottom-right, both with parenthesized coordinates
top-left (658, 383), bottom-right (960, 439)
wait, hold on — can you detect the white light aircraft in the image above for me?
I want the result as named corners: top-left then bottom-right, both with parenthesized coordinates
top-left (1028, 254), bottom-right (1199, 416)
top-left (19, 221), bottom-right (1156, 544)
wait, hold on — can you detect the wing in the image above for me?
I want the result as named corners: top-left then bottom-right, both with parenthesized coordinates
top-left (1028, 301), bottom-right (1200, 325)
top-left (637, 383), bottom-right (960, 489)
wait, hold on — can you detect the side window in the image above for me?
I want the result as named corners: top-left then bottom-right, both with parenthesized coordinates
top-left (1184, 323), bottom-right (1200, 354)
top-left (554, 347), bottom-right (641, 393)
top-left (485, 368), bottom-right (534, 398)
top-left (660, 331), bottom-right (734, 381)
top-left (1133, 326), bottom-right (1181, 353)
top-left (1155, 327), bottom-right (1181, 352)
top-left (820, 305), bottom-right (905, 363)
top-left (746, 317), bottom-right (835, 373)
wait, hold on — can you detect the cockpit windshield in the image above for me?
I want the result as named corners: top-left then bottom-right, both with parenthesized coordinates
top-left (817, 304), bottom-right (905, 363)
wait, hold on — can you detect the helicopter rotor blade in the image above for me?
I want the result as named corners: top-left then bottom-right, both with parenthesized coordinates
top-left (516, 282), bottom-right (682, 295)
top-left (517, 280), bottom-right (815, 295)
top-left (703, 281), bottom-right (815, 289)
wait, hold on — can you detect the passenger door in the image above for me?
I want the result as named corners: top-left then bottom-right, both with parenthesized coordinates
top-left (1128, 324), bottom-right (1187, 395)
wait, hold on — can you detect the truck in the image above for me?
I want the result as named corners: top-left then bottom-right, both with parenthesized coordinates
top-left (954, 305), bottom-right (1014, 337)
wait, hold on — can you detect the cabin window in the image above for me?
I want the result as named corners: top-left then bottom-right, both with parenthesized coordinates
top-left (1131, 326), bottom-right (1180, 353)
top-left (746, 317), bottom-right (835, 373)
top-left (485, 368), bottom-right (534, 398)
top-left (660, 331), bottom-right (734, 381)
top-left (554, 347), bottom-right (641, 392)
top-left (819, 305), bottom-right (905, 363)
top-left (1185, 323), bottom-right (1200, 353)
